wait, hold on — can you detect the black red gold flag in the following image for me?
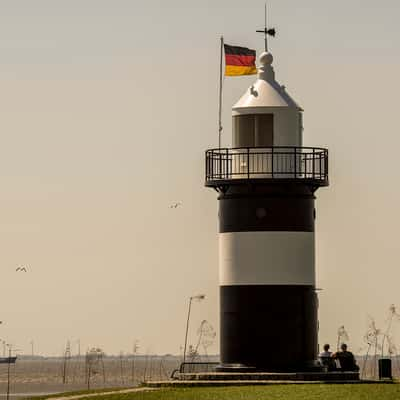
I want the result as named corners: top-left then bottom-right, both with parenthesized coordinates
top-left (224, 44), bottom-right (257, 76)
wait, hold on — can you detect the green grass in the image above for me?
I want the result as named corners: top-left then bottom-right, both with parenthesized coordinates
top-left (26, 387), bottom-right (134, 400)
top-left (77, 384), bottom-right (400, 400)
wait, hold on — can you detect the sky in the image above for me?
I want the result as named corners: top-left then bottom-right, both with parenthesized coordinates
top-left (0, 0), bottom-right (400, 356)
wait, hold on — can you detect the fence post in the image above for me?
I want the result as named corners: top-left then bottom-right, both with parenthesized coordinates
top-left (325, 150), bottom-right (328, 181)
top-left (319, 152), bottom-right (322, 179)
top-left (219, 150), bottom-right (222, 179)
top-left (205, 151), bottom-right (208, 181)
top-left (312, 148), bottom-right (315, 179)
top-left (294, 147), bottom-right (297, 178)
top-left (271, 147), bottom-right (274, 178)
top-left (304, 152), bottom-right (307, 178)
top-left (247, 148), bottom-right (250, 179)
top-left (226, 148), bottom-right (229, 179)
top-left (211, 151), bottom-right (214, 180)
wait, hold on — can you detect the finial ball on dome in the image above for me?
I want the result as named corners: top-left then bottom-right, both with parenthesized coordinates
top-left (259, 51), bottom-right (273, 65)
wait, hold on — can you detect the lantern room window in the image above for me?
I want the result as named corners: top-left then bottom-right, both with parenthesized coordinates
top-left (233, 114), bottom-right (273, 147)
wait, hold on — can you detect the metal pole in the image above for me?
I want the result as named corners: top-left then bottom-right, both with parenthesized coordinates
top-left (6, 347), bottom-right (11, 400)
top-left (247, 148), bottom-right (250, 179)
top-left (226, 148), bottom-right (229, 179)
top-left (131, 341), bottom-right (138, 385)
top-left (101, 353), bottom-right (106, 384)
top-left (119, 352), bottom-right (124, 385)
top-left (218, 36), bottom-right (224, 148)
top-left (264, 2), bottom-right (268, 52)
top-left (183, 297), bottom-right (193, 365)
top-left (271, 147), bottom-right (274, 178)
top-left (87, 362), bottom-right (91, 390)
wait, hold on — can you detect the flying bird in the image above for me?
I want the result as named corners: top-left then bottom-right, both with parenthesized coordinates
top-left (170, 202), bottom-right (182, 209)
top-left (16, 266), bottom-right (27, 272)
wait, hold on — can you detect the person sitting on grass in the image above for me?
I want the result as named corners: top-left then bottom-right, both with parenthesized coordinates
top-left (319, 344), bottom-right (336, 371)
top-left (332, 343), bottom-right (359, 372)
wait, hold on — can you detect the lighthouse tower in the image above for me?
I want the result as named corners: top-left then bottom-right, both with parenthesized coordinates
top-left (205, 51), bottom-right (329, 371)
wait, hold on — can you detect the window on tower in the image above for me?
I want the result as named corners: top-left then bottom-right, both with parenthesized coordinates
top-left (233, 114), bottom-right (273, 148)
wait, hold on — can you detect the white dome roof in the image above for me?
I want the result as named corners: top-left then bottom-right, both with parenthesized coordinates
top-left (232, 52), bottom-right (301, 111)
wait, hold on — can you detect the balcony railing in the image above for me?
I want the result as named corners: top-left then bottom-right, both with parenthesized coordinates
top-left (205, 147), bottom-right (328, 186)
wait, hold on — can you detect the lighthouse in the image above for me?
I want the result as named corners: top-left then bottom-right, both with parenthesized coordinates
top-left (205, 50), bottom-right (329, 371)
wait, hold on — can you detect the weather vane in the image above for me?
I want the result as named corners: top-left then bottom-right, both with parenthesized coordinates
top-left (256, 3), bottom-right (276, 52)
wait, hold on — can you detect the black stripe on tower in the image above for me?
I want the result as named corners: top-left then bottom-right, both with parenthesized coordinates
top-left (220, 285), bottom-right (318, 371)
top-left (218, 183), bottom-right (315, 233)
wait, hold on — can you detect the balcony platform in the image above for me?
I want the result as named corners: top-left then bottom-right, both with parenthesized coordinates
top-left (205, 146), bottom-right (329, 189)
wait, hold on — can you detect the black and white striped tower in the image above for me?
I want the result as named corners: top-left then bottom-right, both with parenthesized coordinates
top-left (205, 51), bottom-right (329, 371)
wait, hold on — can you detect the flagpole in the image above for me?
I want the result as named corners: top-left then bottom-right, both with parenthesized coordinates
top-left (218, 36), bottom-right (224, 149)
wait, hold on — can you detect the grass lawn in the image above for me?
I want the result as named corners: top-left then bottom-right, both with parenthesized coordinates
top-left (76, 384), bottom-right (400, 400)
top-left (28, 387), bottom-right (134, 400)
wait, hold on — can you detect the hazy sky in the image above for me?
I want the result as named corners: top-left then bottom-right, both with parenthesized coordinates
top-left (1, 0), bottom-right (400, 356)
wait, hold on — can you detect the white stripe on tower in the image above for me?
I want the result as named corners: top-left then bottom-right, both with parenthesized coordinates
top-left (219, 231), bottom-right (315, 286)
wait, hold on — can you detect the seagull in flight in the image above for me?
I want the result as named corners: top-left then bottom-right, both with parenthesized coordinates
top-left (16, 266), bottom-right (28, 272)
top-left (170, 202), bottom-right (182, 209)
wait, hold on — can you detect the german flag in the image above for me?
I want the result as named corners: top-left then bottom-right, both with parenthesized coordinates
top-left (224, 44), bottom-right (257, 76)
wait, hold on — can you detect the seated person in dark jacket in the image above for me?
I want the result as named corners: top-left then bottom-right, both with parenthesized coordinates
top-left (333, 343), bottom-right (359, 371)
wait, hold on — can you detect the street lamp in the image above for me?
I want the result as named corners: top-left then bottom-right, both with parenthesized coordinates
top-left (6, 345), bottom-right (21, 400)
top-left (183, 294), bottom-right (205, 364)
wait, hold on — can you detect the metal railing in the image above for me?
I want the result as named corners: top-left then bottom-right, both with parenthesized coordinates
top-left (205, 146), bottom-right (328, 185)
top-left (179, 362), bottom-right (219, 374)
top-left (170, 362), bottom-right (219, 379)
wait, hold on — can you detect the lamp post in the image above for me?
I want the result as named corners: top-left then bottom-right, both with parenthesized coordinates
top-left (6, 345), bottom-right (11, 400)
top-left (183, 294), bottom-right (205, 365)
top-left (6, 345), bottom-right (20, 400)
